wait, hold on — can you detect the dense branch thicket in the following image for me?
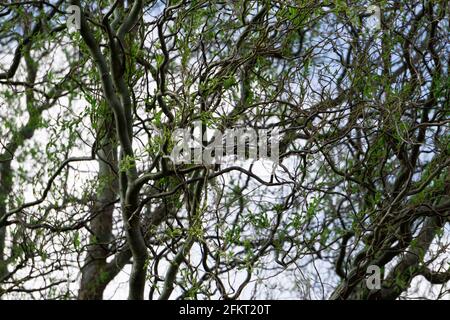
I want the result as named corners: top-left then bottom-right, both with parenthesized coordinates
top-left (0, 0), bottom-right (448, 300)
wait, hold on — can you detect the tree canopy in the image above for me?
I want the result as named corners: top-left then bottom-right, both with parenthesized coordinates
top-left (0, 0), bottom-right (449, 300)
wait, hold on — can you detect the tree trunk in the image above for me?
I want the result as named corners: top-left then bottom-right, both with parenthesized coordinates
top-left (78, 119), bottom-right (118, 300)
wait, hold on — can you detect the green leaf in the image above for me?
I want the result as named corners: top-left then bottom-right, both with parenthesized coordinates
top-left (73, 231), bottom-right (81, 250)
